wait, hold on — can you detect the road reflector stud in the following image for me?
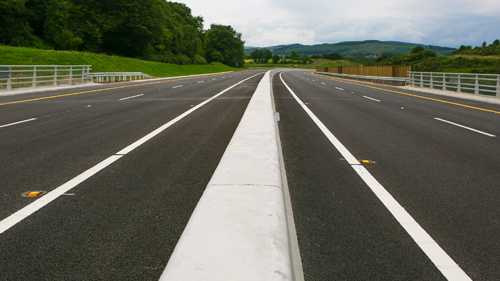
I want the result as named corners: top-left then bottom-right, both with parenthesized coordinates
top-left (22, 191), bottom-right (47, 197)
top-left (361, 160), bottom-right (376, 164)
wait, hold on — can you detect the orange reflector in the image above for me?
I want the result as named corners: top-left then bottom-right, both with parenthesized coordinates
top-left (22, 191), bottom-right (46, 197)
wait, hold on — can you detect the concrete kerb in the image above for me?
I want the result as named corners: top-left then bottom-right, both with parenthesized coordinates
top-left (270, 69), bottom-right (305, 281)
top-left (160, 71), bottom-right (294, 280)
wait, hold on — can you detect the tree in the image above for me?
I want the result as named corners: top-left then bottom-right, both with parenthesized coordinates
top-left (263, 50), bottom-right (272, 63)
top-left (272, 54), bottom-right (280, 64)
top-left (209, 50), bottom-right (224, 63)
top-left (205, 24), bottom-right (245, 67)
top-left (250, 50), bottom-right (261, 62)
top-left (0, 0), bottom-right (36, 46)
top-left (322, 52), bottom-right (342, 60)
top-left (290, 50), bottom-right (300, 60)
top-left (410, 46), bottom-right (425, 54)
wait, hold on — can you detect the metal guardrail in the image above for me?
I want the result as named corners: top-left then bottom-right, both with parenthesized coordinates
top-left (316, 71), bottom-right (409, 85)
top-left (89, 72), bottom-right (154, 83)
top-left (0, 65), bottom-right (91, 90)
top-left (409, 72), bottom-right (500, 97)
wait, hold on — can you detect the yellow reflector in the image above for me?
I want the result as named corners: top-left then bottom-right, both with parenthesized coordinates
top-left (22, 191), bottom-right (46, 197)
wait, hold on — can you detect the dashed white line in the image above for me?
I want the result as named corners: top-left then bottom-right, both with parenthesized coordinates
top-left (197, 81), bottom-right (204, 83)
top-left (363, 96), bottom-right (381, 102)
top-left (172, 85), bottom-right (184, 89)
top-left (435, 118), bottom-right (496, 137)
top-left (0, 72), bottom-right (264, 235)
top-left (119, 94), bottom-right (144, 101)
top-left (0, 118), bottom-right (37, 129)
top-left (321, 82), bottom-right (327, 85)
top-left (335, 87), bottom-right (344, 91)
top-left (279, 73), bottom-right (472, 281)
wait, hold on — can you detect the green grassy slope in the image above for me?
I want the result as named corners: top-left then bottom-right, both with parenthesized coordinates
top-left (0, 45), bottom-right (236, 77)
top-left (303, 59), bottom-right (359, 69)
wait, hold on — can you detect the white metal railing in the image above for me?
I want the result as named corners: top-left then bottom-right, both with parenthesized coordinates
top-left (409, 72), bottom-right (500, 97)
top-left (316, 71), bottom-right (409, 85)
top-left (0, 65), bottom-right (91, 90)
top-left (89, 72), bottom-right (154, 83)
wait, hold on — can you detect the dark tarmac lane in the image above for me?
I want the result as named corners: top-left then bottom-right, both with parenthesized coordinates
top-left (0, 71), bottom-right (264, 280)
top-left (274, 70), bottom-right (499, 281)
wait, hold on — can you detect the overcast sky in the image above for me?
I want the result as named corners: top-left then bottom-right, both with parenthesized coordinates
top-left (179, 0), bottom-right (499, 48)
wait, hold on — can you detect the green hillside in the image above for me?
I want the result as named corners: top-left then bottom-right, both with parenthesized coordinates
top-left (245, 40), bottom-right (456, 57)
top-left (0, 45), bottom-right (236, 77)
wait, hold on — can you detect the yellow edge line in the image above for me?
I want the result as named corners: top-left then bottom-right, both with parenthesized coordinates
top-left (0, 72), bottom-right (240, 106)
top-left (308, 72), bottom-right (500, 114)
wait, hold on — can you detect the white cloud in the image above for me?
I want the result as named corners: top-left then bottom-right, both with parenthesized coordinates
top-left (179, 0), bottom-right (500, 47)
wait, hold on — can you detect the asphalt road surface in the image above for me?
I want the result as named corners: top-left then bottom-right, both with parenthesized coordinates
top-left (1, 69), bottom-right (499, 280)
top-left (0, 70), bottom-right (265, 280)
top-left (274, 70), bottom-right (499, 281)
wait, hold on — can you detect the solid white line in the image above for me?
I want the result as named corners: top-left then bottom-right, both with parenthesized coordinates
top-left (116, 72), bottom-right (264, 155)
top-left (0, 118), bottom-right (37, 129)
top-left (0, 155), bottom-right (122, 234)
top-left (279, 73), bottom-right (359, 165)
top-left (363, 96), bottom-right (381, 102)
top-left (0, 72), bottom-right (264, 235)
top-left (280, 73), bottom-right (472, 281)
top-left (172, 85), bottom-right (183, 89)
top-left (435, 118), bottom-right (496, 137)
top-left (119, 94), bottom-right (144, 101)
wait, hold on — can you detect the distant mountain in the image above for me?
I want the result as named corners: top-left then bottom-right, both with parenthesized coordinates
top-left (244, 40), bottom-right (456, 57)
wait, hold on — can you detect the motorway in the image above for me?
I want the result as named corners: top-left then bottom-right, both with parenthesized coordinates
top-left (1, 69), bottom-right (499, 280)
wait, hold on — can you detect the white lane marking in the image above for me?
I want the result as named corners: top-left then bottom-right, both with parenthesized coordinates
top-left (0, 72), bottom-right (264, 235)
top-left (0, 155), bottom-right (122, 234)
top-left (363, 96), bottom-right (381, 102)
top-left (335, 87), bottom-right (344, 91)
top-left (279, 73), bottom-right (472, 281)
top-left (172, 85), bottom-right (184, 89)
top-left (0, 118), bottom-right (37, 129)
top-left (435, 118), bottom-right (496, 137)
top-left (197, 81), bottom-right (204, 83)
top-left (280, 74), bottom-right (358, 165)
top-left (321, 82), bottom-right (327, 85)
top-left (116, 72), bottom-right (263, 155)
top-left (119, 94), bottom-right (144, 101)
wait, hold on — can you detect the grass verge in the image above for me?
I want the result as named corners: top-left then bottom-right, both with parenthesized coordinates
top-left (0, 45), bottom-right (236, 77)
